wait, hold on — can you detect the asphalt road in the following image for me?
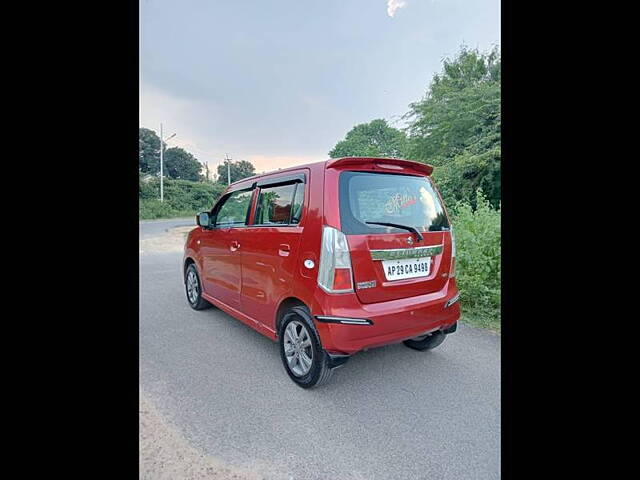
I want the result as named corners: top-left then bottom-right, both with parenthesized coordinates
top-left (139, 220), bottom-right (501, 480)
top-left (139, 217), bottom-right (195, 240)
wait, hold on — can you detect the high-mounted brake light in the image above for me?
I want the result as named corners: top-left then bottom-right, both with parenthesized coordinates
top-left (317, 226), bottom-right (354, 293)
top-left (375, 163), bottom-right (403, 170)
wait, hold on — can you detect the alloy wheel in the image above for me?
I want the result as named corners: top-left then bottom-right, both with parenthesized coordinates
top-left (283, 320), bottom-right (313, 376)
top-left (187, 270), bottom-right (199, 304)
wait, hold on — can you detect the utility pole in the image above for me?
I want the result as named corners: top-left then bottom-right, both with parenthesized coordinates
top-left (159, 123), bottom-right (176, 202)
top-left (225, 153), bottom-right (231, 185)
top-left (160, 123), bottom-right (164, 202)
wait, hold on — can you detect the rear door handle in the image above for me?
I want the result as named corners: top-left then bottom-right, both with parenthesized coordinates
top-left (230, 240), bottom-right (240, 251)
top-left (278, 244), bottom-right (290, 256)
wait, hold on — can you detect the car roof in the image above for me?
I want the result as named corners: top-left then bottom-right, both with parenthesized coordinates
top-left (228, 157), bottom-right (432, 189)
top-left (228, 160), bottom-right (327, 187)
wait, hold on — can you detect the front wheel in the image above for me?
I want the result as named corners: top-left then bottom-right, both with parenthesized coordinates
top-left (279, 307), bottom-right (333, 388)
top-left (185, 263), bottom-right (212, 310)
top-left (403, 330), bottom-right (446, 351)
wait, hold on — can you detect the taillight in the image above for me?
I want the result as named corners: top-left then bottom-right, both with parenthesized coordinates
top-left (317, 226), bottom-right (354, 293)
top-left (450, 227), bottom-right (456, 278)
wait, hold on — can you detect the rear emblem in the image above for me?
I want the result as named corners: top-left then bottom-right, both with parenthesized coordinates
top-left (357, 280), bottom-right (376, 290)
top-left (407, 237), bottom-right (414, 245)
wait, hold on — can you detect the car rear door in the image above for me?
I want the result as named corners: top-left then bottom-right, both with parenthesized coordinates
top-left (240, 172), bottom-right (307, 333)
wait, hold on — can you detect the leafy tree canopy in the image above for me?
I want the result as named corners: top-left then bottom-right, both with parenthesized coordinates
top-left (139, 128), bottom-right (161, 174)
top-left (216, 160), bottom-right (256, 184)
top-left (163, 147), bottom-right (203, 181)
top-left (139, 128), bottom-right (204, 181)
top-left (405, 46), bottom-right (501, 207)
top-left (329, 119), bottom-right (409, 158)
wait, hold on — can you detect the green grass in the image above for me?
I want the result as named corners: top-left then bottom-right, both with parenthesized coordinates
top-left (139, 206), bottom-right (197, 220)
top-left (460, 306), bottom-right (501, 333)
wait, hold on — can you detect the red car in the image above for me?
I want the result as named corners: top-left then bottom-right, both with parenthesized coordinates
top-left (183, 157), bottom-right (460, 388)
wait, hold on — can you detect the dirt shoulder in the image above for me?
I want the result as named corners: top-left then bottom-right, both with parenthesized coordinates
top-left (139, 390), bottom-right (263, 480)
top-left (139, 226), bottom-right (196, 254)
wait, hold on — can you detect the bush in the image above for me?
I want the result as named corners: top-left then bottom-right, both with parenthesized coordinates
top-left (139, 177), bottom-right (226, 219)
top-left (449, 189), bottom-right (501, 328)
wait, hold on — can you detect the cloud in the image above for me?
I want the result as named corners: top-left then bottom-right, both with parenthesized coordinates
top-left (139, 81), bottom-right (229, 163)
top-left (387, 0), bottom-right (407, 17)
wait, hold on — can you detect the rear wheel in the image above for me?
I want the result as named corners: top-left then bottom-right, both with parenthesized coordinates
top-left (279, 306), bottom-right (333, 388)
top-left (185, 263), bottom-right (212, 310)
top-left (403, 330), bottom-right (446, 351)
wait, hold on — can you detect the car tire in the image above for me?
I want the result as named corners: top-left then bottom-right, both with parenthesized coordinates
top-left (185, 263), bottom-right (212, 310)
top-left (403, 330), bottom-right (446, 351)
top-left (279, 306), bottom-right (333, 388)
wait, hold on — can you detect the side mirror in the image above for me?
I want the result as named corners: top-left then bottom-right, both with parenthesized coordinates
top-left (196, 212), bottom-right (211, 228)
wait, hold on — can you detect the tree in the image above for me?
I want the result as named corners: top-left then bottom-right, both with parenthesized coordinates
top-left (329, 119), bottom-right (409, 158)
top-left (404, 46), bottom-right (501, 207)
top-left (216, 160), bottom-right (256, 184)
top-left (139, 127), bottom-right (161, 174)
top-left (163, 147), bottom-right (203, 181)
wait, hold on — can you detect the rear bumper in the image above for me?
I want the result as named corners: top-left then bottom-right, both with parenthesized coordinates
top-left (313, 279), bottom-right (460, 355)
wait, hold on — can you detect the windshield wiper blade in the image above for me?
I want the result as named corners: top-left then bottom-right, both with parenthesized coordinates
top-left (365, 221), bottom-right (424, 242)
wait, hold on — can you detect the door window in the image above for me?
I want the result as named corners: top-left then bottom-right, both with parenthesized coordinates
top-left (214, 189), bottom-right (253, 227)
top-left (254, 183), bottom-right (303, 225)
top-left (291, 183), bottom-right (304, 224)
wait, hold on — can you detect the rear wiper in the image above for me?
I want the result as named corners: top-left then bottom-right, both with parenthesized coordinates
top-left (365, 221), bottom-right (424, 242)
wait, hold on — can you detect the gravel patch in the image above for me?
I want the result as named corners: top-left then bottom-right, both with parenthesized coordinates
top-left (140, 226), bottom-right (196, 255)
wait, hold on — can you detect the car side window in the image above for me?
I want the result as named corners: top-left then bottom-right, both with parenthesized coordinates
top-left (254, 182), bottom-right (303, 225)
top-left (214, 189), bottom-right (253, 227)
top-left (290, 183), bottom-right (304, 224)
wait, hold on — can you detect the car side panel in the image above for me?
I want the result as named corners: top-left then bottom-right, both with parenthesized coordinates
top-left (240, 226), bottom-right (304, 333)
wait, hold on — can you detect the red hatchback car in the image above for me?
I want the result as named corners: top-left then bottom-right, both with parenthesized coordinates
top-left (183, 157), bottom-right (460, 388)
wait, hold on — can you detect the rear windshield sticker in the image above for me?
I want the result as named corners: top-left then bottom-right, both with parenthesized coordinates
top-left (385, 193), bottom-right (417, 214)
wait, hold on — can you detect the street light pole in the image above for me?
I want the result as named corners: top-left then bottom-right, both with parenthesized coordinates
top-left (225, 153), bottom-right (231, 185)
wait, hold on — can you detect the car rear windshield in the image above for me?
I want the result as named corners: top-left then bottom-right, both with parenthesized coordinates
top-left (339, 171), bottom-right (450, 235)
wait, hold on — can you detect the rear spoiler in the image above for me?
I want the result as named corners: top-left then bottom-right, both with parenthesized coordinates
top-left (326, 157), bottom-right (433, 176)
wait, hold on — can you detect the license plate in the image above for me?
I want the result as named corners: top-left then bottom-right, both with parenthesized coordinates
top-left (382, 257), bottom-right (431, 281)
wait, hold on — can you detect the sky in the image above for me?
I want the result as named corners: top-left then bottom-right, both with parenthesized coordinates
top-left (140, 0), bottom-right (500, 176)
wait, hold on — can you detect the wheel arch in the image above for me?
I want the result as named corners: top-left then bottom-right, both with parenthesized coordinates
top-left (275, 297), bottom-right (309, 337)
top-left (183, 256), bottom-right (196, 278)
